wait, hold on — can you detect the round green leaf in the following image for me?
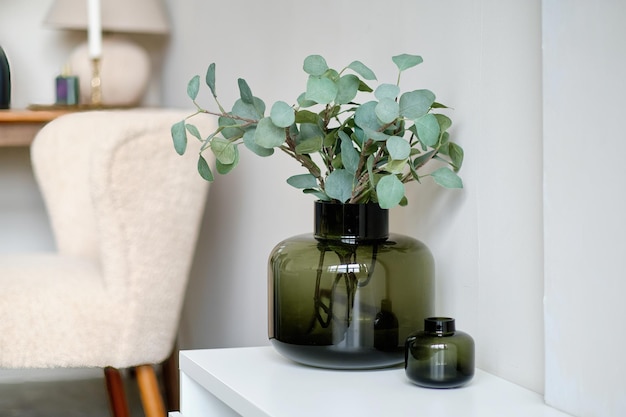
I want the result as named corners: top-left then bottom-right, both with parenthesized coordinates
top-left (376, 174), bottom-right (405, 209)
top-left (305, 76), bottom-right (338, 105)
top-left (335, 74), bottom-right (360, 104)
top-left (375, 84), bottom-right (400, 100)
top-left (303, 55), bottom-right (329, 76)
top-left (325, 169), bottom-right (354, 203)
top-left (375, 98), bottom-right (400, 124)
top-left (386, 136), bottom-right (411, 160)
top-left (399, 89), bottom-right (435, 119)
top-left (270, 101), bottom-right (295, 128)
top-left (414, 113), bottom-right (441, 147)
top-left (210, 137), bottom-right (237, 165)
top-left (232, 97), bottom-right (265, 120)
top-left (430, 167), bottom-right (463, 188)
top-left (254, 117), bottom-right (286, 148)
top-left (392, 54), bottom-right (423, 71)
top-left (354, 101), bottom-right (384, 131)
top-left (187, 75), bottom-right (200, 100)
top-left (243, 128), bottom-right (274, 157)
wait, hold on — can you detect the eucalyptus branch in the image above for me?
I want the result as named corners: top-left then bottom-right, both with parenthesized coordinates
top-left (172, 53), bottom-right (463, 209)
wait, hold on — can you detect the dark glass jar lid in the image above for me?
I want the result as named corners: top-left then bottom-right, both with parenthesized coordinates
top-left (424, 317), bottom-right (456, 335)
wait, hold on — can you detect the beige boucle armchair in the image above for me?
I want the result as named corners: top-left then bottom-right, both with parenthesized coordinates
top-left (0, 109), bottom-right (212, 417)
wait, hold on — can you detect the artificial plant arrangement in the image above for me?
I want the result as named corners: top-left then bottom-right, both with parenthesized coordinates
top-left (171, 53), bottom-right (463, 209)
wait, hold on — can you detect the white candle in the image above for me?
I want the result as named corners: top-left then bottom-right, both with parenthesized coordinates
top-left (87, 0), bottom-right (102, 58)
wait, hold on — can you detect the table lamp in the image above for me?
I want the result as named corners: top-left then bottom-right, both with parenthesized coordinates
top-left (44, 0), bottom-right (170, 107)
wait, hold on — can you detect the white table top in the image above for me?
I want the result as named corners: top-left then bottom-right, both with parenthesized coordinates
top-left (179, 346), bottom-right (572, 417)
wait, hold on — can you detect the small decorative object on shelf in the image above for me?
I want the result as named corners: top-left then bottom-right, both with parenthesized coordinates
top-left (172, 54), bottom-right (465, 369)
top-left (0, 45), bottom-right (11, 109)
top-left (55, 65), bottom-right (80, 105)
top-left (405, 317), bottom-right (475, 388)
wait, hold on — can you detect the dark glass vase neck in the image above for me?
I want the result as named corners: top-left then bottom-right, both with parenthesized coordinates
top-left (314, 201), bottom-right (389, 243)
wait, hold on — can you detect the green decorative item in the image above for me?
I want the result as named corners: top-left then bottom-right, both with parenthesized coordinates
top-left (405, 317), bottom-right (475, 387)
top-left (173, 54), bottom-right (464, 368)
top-left (269, 201), bottom-right (434, 368)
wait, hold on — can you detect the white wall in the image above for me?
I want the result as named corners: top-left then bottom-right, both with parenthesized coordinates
top-left (543, 1), bottom-right (626, 416)
top-left (1, 0), bottom-right (558, 400)
top-left (162, 0), bottom-right (545, 394)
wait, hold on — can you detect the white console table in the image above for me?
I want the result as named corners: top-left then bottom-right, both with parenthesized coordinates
top-left (171, 346), bottom-right (572, 417)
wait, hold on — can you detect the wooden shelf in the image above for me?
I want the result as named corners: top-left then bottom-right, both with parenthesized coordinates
top-left (0, 109), bottom-right (74, 147)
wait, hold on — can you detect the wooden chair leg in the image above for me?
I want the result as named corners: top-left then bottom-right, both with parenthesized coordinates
top-left (162, 344), bottom-right (180, 411)
top-left (136, 364), bottom-right (166, 417)
top-left (104, 367), bottom-right (131, 417)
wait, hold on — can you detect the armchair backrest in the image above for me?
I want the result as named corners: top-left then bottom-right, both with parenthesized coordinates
top-left (30, 110), bottom-right (211, 364)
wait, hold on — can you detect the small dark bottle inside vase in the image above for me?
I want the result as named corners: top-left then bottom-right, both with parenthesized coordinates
top-left (405, 317), bottom-right (474, 388)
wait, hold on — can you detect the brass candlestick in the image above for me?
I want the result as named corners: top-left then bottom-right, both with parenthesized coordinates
top-left (90, 57), bottom-right (102, 106)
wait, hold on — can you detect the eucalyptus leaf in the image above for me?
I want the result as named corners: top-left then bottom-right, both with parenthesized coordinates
top-left (305, 76), bottom-right (338, 104)
top-left (297, 92), bottom-right (317, 108)
top-left (399, 89), bottom-right (435, 119)
top-left (303, 55), bottom-right (329, 76)
top-left (218, 115), bottom-right (244, 140)
top-left (339, 131), bottom-right (360, 174)
top-left (325, 169), bottom-right (354, 203)
top-left (448, 142), bottom-right (464, 171)
top-left (232, 97), bottom-right (265, 120)
top-left (375, 98), bottom-right (400, 124)
top-left (385, 159), bottom-right (407, 174)
top-left (354, 101), bottom-right (384, 131)
top-left (210, 137), bottom-right (238, 165)
top-left (387, 136), bottom-right (411, 160)
top-left (347, 60), bottom-right (377, 80)
top-left (255, 117), bottom-right (286, 148)
top-left (392, 54), bottom-right (423, 71)
top-left (287, 173), bottom-right (318, 189)
top-left (238, 78), bottom-right (254, 104)
top-left (205, 63), bottom-right (216, 97)
top-left (375, 84), bottom-right (400, 100)
top-left (243, 128), bottom-right (274, 157)
top-left (360, 126), bottom-right (389, 142)
top-left (295, 136), bottom-right (323, 154)
top-left (412, 150), bottom-right (436, 169)
top-left (335, 74), bottom-right (360, 104)
top-left (185, 123), bottom-right (202, 141)
top-left (376, 174), bottom-right (405, 209)
top-left (430, 167), bottom-right (463, 188)
top-left (295, 110), bottom-right (319, 124)
top-left (270, 101), bottom-right (295, 128)
top-left (197, 154), bottom-right (214, 181)
top-left (303, 188), bottom-right (331, 201)
top-left (187, 75), bottom-right (200, 100)
top-left (414, 113), bottom-right (441, 147)
top-left (435, 113), bottom-right (452, 133)
top-left (171, 120), bottom-right (187, 155)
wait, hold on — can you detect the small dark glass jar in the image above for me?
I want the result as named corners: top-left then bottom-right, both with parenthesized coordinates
top-left (405, 317), bottom-right (474, 388)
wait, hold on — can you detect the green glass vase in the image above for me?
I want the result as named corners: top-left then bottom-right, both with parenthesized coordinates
top-left (268, 201), bottom-right (435, 369)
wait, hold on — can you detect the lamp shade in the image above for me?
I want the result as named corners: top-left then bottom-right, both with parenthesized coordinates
top-left (44, 0), bottom-right (170, 35)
